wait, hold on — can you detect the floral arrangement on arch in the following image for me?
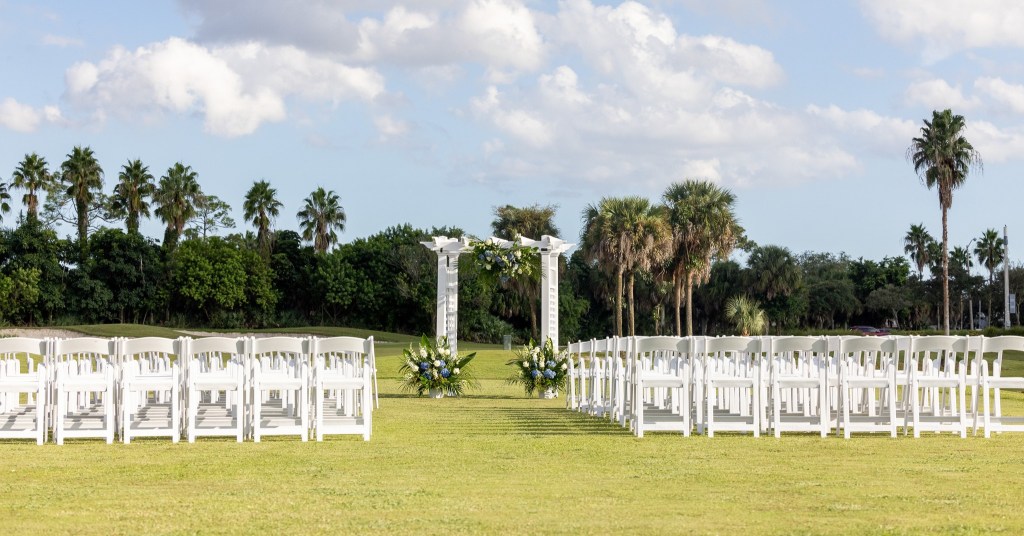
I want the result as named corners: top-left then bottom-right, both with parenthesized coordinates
top-left (506, 338), bottom-right (569, 396)
top-left (400, 335), bottom-right (477, 397)
top-left (472, 239), bottom-right (539, 284)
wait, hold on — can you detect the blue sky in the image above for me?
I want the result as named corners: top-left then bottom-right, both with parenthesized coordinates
top-left (1, 0), bottom-right (1022, 264)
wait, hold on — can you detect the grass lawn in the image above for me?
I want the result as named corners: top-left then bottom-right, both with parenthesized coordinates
top-left (2, 339), bottom-right (1024, 534)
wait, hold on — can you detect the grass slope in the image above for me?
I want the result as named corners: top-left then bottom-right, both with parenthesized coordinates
top-left (1, 342), bottom-right (1023, 533)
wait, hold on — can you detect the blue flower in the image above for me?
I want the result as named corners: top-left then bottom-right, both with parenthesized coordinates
top-left (546, 361), bottom-right (555, 369)
top-left (419, 362), bottom-right (429, 371)
top-left (441, 368), bottom-right (451, 378)
top-left (438, 360), bottom-right (446, 368)
top-left (531, 369), bottom-right (541, 378)
top-left (544, 369), bottom-right (556, 379)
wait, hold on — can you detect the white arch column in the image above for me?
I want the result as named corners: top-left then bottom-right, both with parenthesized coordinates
top-left (522, 236), bottom-right (574, 350)
top-left (420, 236), bottom-right (471, 353)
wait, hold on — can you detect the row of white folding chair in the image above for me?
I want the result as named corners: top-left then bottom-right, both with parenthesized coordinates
top-left (567, 334), bottom-right (1013, 439)
top-left (0, 335), bottom-right (373, 444)
top-left (0, 338), bottom-right (49, 444)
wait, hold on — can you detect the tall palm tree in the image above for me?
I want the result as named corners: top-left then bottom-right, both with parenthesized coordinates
top-left (907, 108), bottom-right (982, 334)
top-left (297, 187), bottom-right (346, 254)
top-left (903, 223), bottom-right (934, 279)
top-left (582, 196), bottom-right (670, 336)
top-left (663, 180), bottom-right (741, 336)
top-left (59, 145), bottom-right (104, 262)
top-left (975, 228), bottom-right (1004, 325)
top-left (950, 246), bottom-right (972, 329)
top-left (10, 152), bottom-right (51, 221)
top-left (243, 180), bottom-right (283, 258)
top-left (491, 204), bottom-right (560, 339)
top-left (154, 162), bottom-right (202, 249)
top-left (0, 181), bottom-right (11, 222)
top-left (111, 159), bottom-right (155, 235)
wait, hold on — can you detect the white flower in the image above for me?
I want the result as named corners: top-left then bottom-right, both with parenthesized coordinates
top-left (540, 360), bottom-right (546, 368)
top-left (419, 348), bottom-right (427, 358)
top-left (433, 360), bottom-right (441, 367)
top-left (453, 368), bottom-right (460, 374)
top-left (561, 363), bottom-right (568, 370)
top-left (441, 347), bottom-right (450, 357)
top-left (522, 361), bottom-right (530, 368)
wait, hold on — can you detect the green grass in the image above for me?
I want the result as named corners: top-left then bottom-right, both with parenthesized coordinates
top-left (64, 323), bottom-right (190, 338)
top-left (2, 341), bottom-right (1024, 533)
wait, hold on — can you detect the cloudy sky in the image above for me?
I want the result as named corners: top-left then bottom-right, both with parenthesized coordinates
top-left (1, 0), bottom-right (1022, 262)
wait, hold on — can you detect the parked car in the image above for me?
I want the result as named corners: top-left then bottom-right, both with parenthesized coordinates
top-left (851, 325), bottom-right (886, 336)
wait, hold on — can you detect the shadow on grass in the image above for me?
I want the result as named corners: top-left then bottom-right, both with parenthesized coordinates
top-left (457, 406), bottom-right (632, 436)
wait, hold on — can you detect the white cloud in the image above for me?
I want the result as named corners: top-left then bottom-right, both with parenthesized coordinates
top-left (63, 37), bottom-right (383, 137)
top-left (904, 79), bottom-right (980, 110)
top-left (861, 0), bottom-right (1024, 60)
top-left (806, 104), bottom-right (918, 154)
top-left (0, 98), bottom-right (42, 132)
top-left (674, 34), bottom-right (783, 88)
top-left (966, 120), bottom-right (1024, 163)
top-left (373, 114), bottom-right (409, 140)
top-left (975, 76), bottom-right (1024, 114)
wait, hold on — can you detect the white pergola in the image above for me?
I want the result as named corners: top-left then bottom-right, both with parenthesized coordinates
top-left (420, 235), bottom-right (574, 353)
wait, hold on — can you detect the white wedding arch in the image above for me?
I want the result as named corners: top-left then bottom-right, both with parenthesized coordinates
top-left (420, 235), bottom-right (574, 353)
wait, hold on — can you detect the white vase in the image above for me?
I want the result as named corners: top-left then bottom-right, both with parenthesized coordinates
top-left (428, 388), bottom-right (445, 399)
top-left (537, 388), bottom-right (557, 399)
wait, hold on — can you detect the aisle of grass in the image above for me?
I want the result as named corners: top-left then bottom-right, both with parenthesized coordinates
top-left (2, 343), bottom-right (1024, 533)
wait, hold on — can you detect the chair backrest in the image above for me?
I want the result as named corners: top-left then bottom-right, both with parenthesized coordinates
top-left (52, 337), bottom-right (115, 358)
top-left (0, 337), bottom-right (48, 357)
top-left (704, 336), bottom-right (760, 355)
top-left (187, 337), bottom-right (245, 356)
top-left (908, 335), bottom-right (963, 374)
top-left (770, 336), bottom-right (827, 354)
top-left (980, 336), bottom-right (1024, 375)
top-left (633, 336), bottom-right (688, 355)
top-left (119, 337), bottom-right (179, 358)
top-left (250, 336), bottom-right (308, 356)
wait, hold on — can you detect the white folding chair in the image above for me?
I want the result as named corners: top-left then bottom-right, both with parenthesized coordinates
top-left (768, 336), bottom-right (830, 437)
top-left (565, 340), bottom-right (582, 411)
top-left (118, 337), bottom-right (181, 443)
top-left (701, 337), bottom-right (763, 437)
top-left (52, 337), bottom-right (117, 445)
top-left (907, 336), bottom-right (968, 438)
top-left (0, 337), bottom-right (49, 444)
top-left (185, 337), bottom-right (245, 443)
top-left (839, 337), bottom-right (898, 438)
top-left (311, 336), bottom-right (373, 441)
top-left (250, 336), bottom-right (310, 442)
top-left (978, 336), bottom-right (1024, 437)
top-left (631, 336), bottom-right (692, 438)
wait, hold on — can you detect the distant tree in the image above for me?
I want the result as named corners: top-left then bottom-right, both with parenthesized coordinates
top-left (242, 180), bottom-right (282, 258)
top-left (10, 152), bottom-right (51, 221)
top-left (974, 228), bottom-right (1004, 325)
top-left (297, 187), bottom-right (346, 254)
top-left (111, 159), bottom-right (155, 235)
top-left (154, 163), bottom-right (202, 249)
top-left (903, 223), bottom-right (933, 279)
top-left (58, 146), bottom-right (104, 262)
top-left (747, 245), bottom-right (802, 331)
top-left (188, 194), bottom-right (235, 239)
top-left (908, 108), bottom-right (982, 334)
top-left (0, 181), bottom-right (10, 222)
top-left (663, 180), bottom-right (741, 336)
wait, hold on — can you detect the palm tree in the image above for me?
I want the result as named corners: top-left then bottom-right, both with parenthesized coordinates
top-left (10, 152), bottom-right (51, 221)
top-left (725, 295), bottom-right (767, 336)
top-left (154, 162), bottom-right (202, 249)
top-left (975, 228), bottom-right (1004, 325)
top-left (297, 187), bottom-right (346, 254)
top-left (663, 180), bottom-right (741, 336)
top-left (0, 181), bottom-right (11, 222)
top-left (907, 108), bottom-right (982, 334)
top-left (491, 204), bottom-right (559, 339)
top-left (111, 159), bottom-right (155, 235)
top-left (950, 246), bottom-right (972, 329)
top-left (582, 196), bottom-right (670, 336)
top-left (747, 245), bottom-right (801, 332)
top-left (903, 223), bottom-right (934, 279)
top-left (243, 180), bottom-right (283, 258)
top-left (59, 145), bottom-right (104, 262)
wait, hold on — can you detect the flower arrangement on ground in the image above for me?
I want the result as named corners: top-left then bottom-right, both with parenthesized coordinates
top-left (400, 335), bottom-right (477, 397)
top-left (472, 238), bottom-right (539, 284)
top-left (506, 338), bottom-right (569, 397)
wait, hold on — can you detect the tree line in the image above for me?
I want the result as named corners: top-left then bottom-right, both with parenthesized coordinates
top-left (0, 122), bottom-right (1018, 339)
